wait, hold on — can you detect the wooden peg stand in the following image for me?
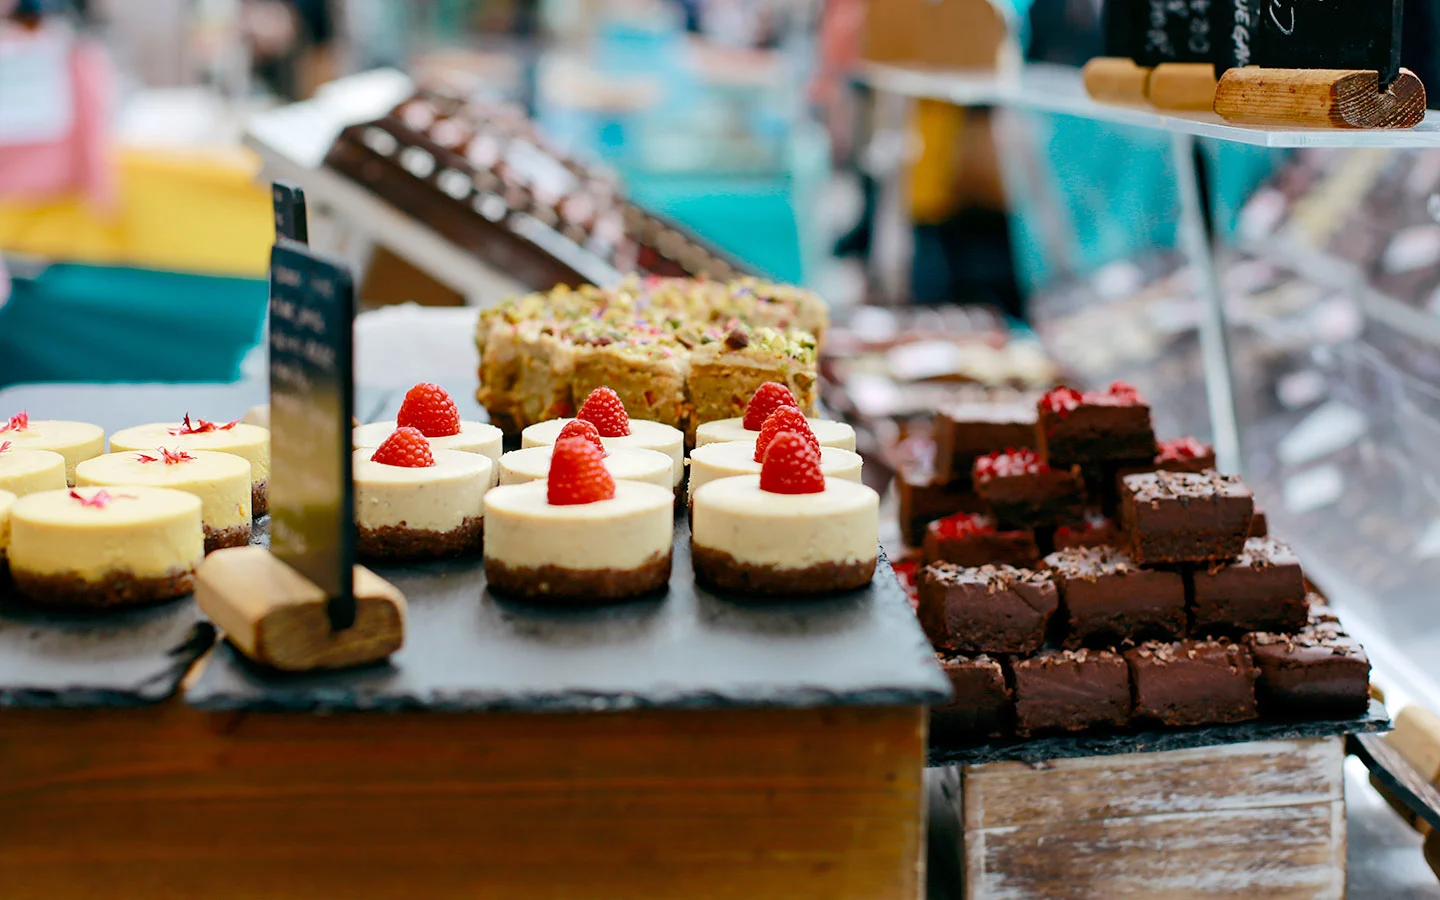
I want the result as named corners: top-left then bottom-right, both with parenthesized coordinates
top-left (1215, 67), bottom-right (1427, 129)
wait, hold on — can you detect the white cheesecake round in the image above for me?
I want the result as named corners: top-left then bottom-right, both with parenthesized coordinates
top-left (0, 489), bottom-right (14, 565)
top-left (354, 448), bottom-right (492, 562)
top-left (0, 421), bottom-right (105, 485)
top-left (688, 440), bottom-right (863, 501)
top-left (498, 445), bottom-right (673, 491)
top-left (110, 422), bottom-right (271, 517)
top-left (483, 480), bottom-right (673, 602)
top-left (695, 417), bottom-right (856, 451)
top-left (8, 486), bottom-right (204, 608)
top-left (76, 450), bottom-right (252, 553)
top-left (354, 420), bottom-right (504, 464)
top-left (521, 418), bottom-right (684, 488)
top-left (690, 475), bottom-right (879, 595)
top-left (0, 446), bottom-right (68, 497)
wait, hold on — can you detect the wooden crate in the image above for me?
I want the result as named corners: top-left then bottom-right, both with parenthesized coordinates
top-left (951, 737), bottom-right (1346, 899)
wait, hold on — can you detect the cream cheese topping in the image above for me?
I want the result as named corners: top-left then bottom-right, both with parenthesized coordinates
top-left (695, 416), bottom-right (856, 451)
top-left (0, 420), bottom-right (105, 485)
top-left (353, 420), bottom-right (504, 464)
top-left (521, 418), bottom-right (684, 487)
top-left (110, 422), bottom-right (271, 485)
top-left (690, 475), bottom-right (879, 570)
top-left (76, 450), bottom-right (252, 533)
top-left (687, 440), bottom-right (863, 501)
top-left (353, 448), bottom-right (492, 532)
top-left (0, 447), bottom-right (68, 497)
top-left (9, 486), bottom-right (203, 580)
top-left (498, 445), bottom-right (673, 490)
top-left (483, 480), bottom-right (673, 571)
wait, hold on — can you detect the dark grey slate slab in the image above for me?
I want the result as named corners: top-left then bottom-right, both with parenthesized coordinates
top-left (928, 700), bottom-right (1390, 767)
top-left (186, 517), bottom-right (951, 713)
top-left (0, 582), bottom-right (215, 709)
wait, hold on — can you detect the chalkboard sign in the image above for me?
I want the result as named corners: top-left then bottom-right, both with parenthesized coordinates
top-left (272, 181), bottom-right (309, 244)
top-left (268, 238), bottom-right (356, 630)
top-left (1212, 0), bottom-right (1403, 85)
top-left (1104, 0), bottom-right (1218, 68)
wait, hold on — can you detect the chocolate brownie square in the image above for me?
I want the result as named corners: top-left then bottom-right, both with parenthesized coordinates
top-left (918, 564), bottom-right (1059, 655)
top-left (933, 401), bottom-right (1037, 484)
top-left (922, 512), bottom-right (1041, 568)
top-left (1125, 640), bottom-right (1259, 727)
top-left (1009, 648), bottom-right (1131, 737)
top-left (1112, 437), bottom-right (1217, 519)
top-left (897, 465), bottom-right (985, 547)
top-left (1192, 538), bottom-right (1308, 636)
top-left (1122, 471), bottom-right (1254, 565)
top-left (932, 652), bottom-right (1011, 739)
top-left (1249, 505), bottom-right (1269, 538)
top-left (1037, 382), bottom-right (1157, 465)
top-left (1051, 512), bottom-right (1119, 551)
top-left (1245, 627), bottom-right (1371, 716)
top-left (973, 449), bottom-right (1086, 530)
top-left (1043, 546), bottom-right (1185, 648)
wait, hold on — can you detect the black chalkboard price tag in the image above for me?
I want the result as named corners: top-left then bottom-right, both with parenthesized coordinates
top-left (1104, 0), bottom-right (1218, 68)
top-left (268, 237), bottom-right (356, 631)
top-left (272, 181), bottom-right (310, 245)
top-left (1212, 0), bottom-right (1403, 85)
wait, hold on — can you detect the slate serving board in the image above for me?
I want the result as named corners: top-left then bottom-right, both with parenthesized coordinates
top-left (928, 699), bottom-right (1390, 767)
top-left (187, 516), bottom-right (951, 713)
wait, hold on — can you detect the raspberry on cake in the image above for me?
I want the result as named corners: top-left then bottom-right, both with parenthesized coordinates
top-left (111, 417), bottom-right (271, 517)
top-left (8, 486), bottom-right (204, 608)
top-left (0, 441), bottom-right (68, 497)
top-left (484, 436), bottom-right (674, 602)
top-left (687, 408), bottom-right (863, 502)
top-left (353, 383), bottom-right (504, 469)
top-left (499, 444), bottom-right (673, 490)
top-left (354, 427), bottom-right (492, 563)
top-left (695, 381), bottom-right (856, 450)
top-left (76, 448), bottom-right (253, 553)
top-left (973, 448), bottom-right (1086, 530)
top-left (921, 512), bottom-right (1040, 568)
top-left (1037, 382), bottom-right (1157, 465)
top-left (690, 431), bottom-right (880, 595)
top-left (0, 411), bottom-right (105, 486)
top-left (521, 387), bottom-right (685, 488)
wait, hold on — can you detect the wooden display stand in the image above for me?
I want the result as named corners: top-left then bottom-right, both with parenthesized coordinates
top-left (948, 738), bottom-right (1347, 898)
top-left (1215, 68), bottom-right (1427, 130)
top-left (863, 0), bottom-right (1011, 71)
top-left (1082, 58), bottom-right (1218, 111)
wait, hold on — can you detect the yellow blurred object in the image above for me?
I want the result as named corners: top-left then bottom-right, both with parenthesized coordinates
top-left (0, 146), bottom-right (271, 276)
top-left (908, 99), bottom-right (967, 225)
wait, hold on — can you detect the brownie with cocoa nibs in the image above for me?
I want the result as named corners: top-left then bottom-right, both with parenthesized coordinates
top-left (1249, 505), bottom-right (1269, 538)
top-left (1125, 640), bottom-right (1259, 727)
top-left (1191, 537), bottom-right (1308, 636)
top-left (1051, 512), bottom-right (1120, 552)
top-left (933, 401), bottom-right (1037, 484)
top-left (922, 512), bottom-right (1040, 568)
top-left (973, 449), bottom-right (1086, 531)
top-left (1244, 627), bottom-right (1371, 716)
top-left (1043, 546), bottom-right (1185, 649)
top-left (1122, 470), bottom-right (1254, 565)
top-left (1009, 648), bottom-right (1131, 737)
top-left (932, 652), bottom-right (1012, 739)
top-left (918, 564), bottom-right (1059, 656)
top-left (1037, 382), bottom-right (1157, 465)
top-left (897, 464), bottom-right (985, 547)
top-left (1112, 437), bottom-right (1217, 519)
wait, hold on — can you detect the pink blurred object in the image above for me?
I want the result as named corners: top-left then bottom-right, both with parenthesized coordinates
top-left (0, 26), bottom-right (114, 207)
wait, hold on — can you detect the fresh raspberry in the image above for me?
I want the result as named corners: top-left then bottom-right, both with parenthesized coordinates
top-left (1039, 387), bottom-right (1083, 417)
top-left (557, 418), bottom-right (607, 455)
top-left (742, 382), bottom-right (799, 430)
top-left (575, 387), bottom-right (631, 437)
top-left (753, 407), bottom-right (819, 462)
top-left (931, 512), bottom-right (995, 540)
top-left (1100, 380), bottom-right (1144, 406)
top-left (0, 410), bottom-right (28, 433)
top-left (396, 383), bottom-right (462, 437)
top-left (370, 426), bottom-right (435, 468)
top-left (1157, 436), bottom-right (1210, 463)
top-left (547, 436), bottom-right (616, 505)
top-left (759, 431), bottom-right (826, 495)
top-left (972, 448), bottom-right (1046, 484)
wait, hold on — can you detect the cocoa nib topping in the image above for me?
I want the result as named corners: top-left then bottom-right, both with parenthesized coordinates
top-left (1132, 639), bottom-right (1242, 665)
top-left (1129, 469), bottom-right (1248, 502)
top-left (935, 650), bottom-right (998, 667)
top-left (1043, 545), bottom-right (1136, 579)
top-left (1024, 648), bottom-right (1119, 666)
top-left (1249, 628), bottom-right (1360, 655)
top-left (924, 562), bottom-right (1051, 590)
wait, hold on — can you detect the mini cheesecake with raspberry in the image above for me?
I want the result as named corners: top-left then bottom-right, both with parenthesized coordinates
top-left (691, 431), bottom-right (880, 596)
top-left (687, 407), bottom-right (863, 502)
top-left (0, 411), bottom-right (105, 486)
top-left (76, 448), bottom-right (252, 553)
top-left (110, 415), bottom-right (271, 516)
top-left (498, 419), bottom-right (673, 490)
top-left (693, 382), bottom-right (856, 451)
top-left (0, 440), bottom-right (68, 497)
top-left (521, 388), bottom-right (685, 488)
top-left (354, 427), bottom-right (493, 563)
top-left (353, 383), bottom-right (504, 470)
top-left (484, 436), bottom-right (674, 602)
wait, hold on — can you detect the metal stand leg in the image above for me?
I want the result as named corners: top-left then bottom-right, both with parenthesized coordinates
top-left (1171, 132), bottom-right (1242, 474)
